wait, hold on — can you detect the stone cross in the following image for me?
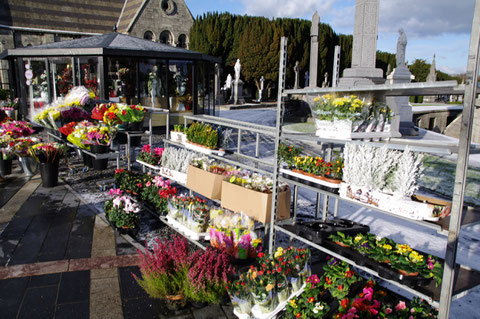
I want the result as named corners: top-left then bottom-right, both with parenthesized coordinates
top-left (309, 11), bottom-right (319, 87)
top-left (339, 0), bottom-right (384, 86)
top-left (293, 61), bottom-right (300, 89)
top-left (396, 28), bottom-right (407, 68)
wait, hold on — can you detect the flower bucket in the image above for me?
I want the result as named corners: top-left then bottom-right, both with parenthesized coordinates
top-left (18, 156), bottom-right (37, 176)
top-left (39, 162), bottom-right (59, 188)
top-left (276, 280), bottom-right (290, 303)
top-left (0, 158), bottom-right (13, 175)
top-left (231, 295), bottom-right (252, 315)
top-left (90, 144), bottom-right (109, 170)
top-left (81, 152), bottom-right (94, 168)
top-left (289, 276), bottom-right (303, 293)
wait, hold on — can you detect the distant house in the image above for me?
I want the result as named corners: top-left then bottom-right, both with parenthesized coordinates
top-left (0, 0), bottom-right (195, 89)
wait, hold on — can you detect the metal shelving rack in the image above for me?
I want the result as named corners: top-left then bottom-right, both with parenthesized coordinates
top-left (268, 1), bottom-right (480, 316)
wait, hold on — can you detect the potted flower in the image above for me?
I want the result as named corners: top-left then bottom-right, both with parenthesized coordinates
top-left (247, 267), bottom-right (278, 314)
top-left (136, 144), bottom-right (163, 166)
top-left (322, 258), bottom-right (359, 300)
top-left (278, 143), bottom-right (301, 168)
top-left (103, 190), bottom-right (140, 231)
top-left (170, 124), bottom-right (186, 143)
top-left (28, 142), bottom-right (67, 187)
top-left (113, 169), bottom-right (151, 195)
top-left (185, 122), bottom-right (219, 151)
top-left (0, 136), bottom-right (15, 175)
top-left (140, 175), bottom-right (177, 214)
top-left (134, 235), bottom-right (198, 310)
top-left (285, 274), bottom-right (331, 319)
top-left (227, 275), bottom-right (253, 315)
top-left (185, 248), bottom-right (235, 305)
top-left (330, 231), bottom-right (354, 248)
top-left (115, 104), bottom-right (146, 147)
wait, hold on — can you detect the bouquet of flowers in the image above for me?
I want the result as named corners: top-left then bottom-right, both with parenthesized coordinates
top-left (116, 104), bottom-right (146, 123)
top-left (137, 144), bottom-right (164, 166)
top-left (1, 120), bottom-right (35, 138)
top-left (91, 103), bottom-right (110, 121)
top-left (33, 107), bottom-right (63, 129)
top-left (28, 142), bottom-right (67, 163)
top-left (103, 103), bottom-right (122, 126)
top-left (13, 137), bottom-right (41, 157)
top-left (104, 190), bottom-right (141, 229)
top-left (59, 122), bottom-right (76, 137)
top-left (312, 94), bottom-right (365, 121)
top-left (0, 136), bottom-right (15, 160)
top-left (85, 125), bottom-right (116, 145)
top-left (67, 120), bottom-right (94, 149)
top-left (60, 106), bottom-right (90, 123)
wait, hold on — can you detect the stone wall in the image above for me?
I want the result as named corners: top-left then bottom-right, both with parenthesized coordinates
top-left (413, 110), bottom-right (461, 134)
top-left (129, 0), bottom-right (193, 47)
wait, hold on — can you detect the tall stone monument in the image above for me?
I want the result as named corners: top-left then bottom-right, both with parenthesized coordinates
top-left (258, 76), bottom-right (265, 102)
top-left (385, 28), bottom-right (416, 136)
top-left (309, 12), bottom-right (320, 88)
top-left (332, 45), bottom-right (341, 87)
top-left (338, 0), bottom-right (384, 87)
top-left (423, 54), bottom-right (437, 103)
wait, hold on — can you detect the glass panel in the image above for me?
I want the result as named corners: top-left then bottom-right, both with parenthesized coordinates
top-left (49, 57), bottom-right (73, 100)
top-left (26, 58), bottom-right (48, 117)
top-left (196, 62), bottom-right (206, 114)
top-left (138, 59), bottom-right (168, 108)
top-left (78, 57), bottom-right (99, 98)
top-left (168, 60), bottom-right (192, 112)
top-left (106, 57), bottom-right (138, 104)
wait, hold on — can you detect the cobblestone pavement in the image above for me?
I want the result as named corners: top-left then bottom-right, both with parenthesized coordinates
top-left (0, 160), bottom-right (235, 319)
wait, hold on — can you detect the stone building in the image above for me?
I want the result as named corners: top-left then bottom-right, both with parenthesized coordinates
top-left (0, 0), bottom-right (194, 89)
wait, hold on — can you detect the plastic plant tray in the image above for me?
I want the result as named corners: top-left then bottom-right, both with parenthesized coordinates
top-left (295, 218), bottom-right (370, 244)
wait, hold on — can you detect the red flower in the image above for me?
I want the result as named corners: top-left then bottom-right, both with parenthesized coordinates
top-left (277, 267), bottom-right (282, 273)
top-left (308, 297), bottom-right (315, 303)
top-left (122, 110), bottom-right (127, 115)
top-left (296, 313), bottom-right (301, 318)
top-left (338, 285), bottom-right (343, 291)
top-left (345, 270), bottom-right (354, 278)
top-left (341, 298), bottom-right (350, 309)
top-left (325, 277), bottom-right (332, 285)
top-left (258, 252), bottom-right (264, 258)
top-left (137, 183), bottom-right (143, 187)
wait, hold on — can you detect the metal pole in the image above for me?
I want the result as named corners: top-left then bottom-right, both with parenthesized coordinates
top-left (237, 129), bottom-right (242, 154)
top-left (255, 133), bottom-right (260, 158)
top-left (438, 1), bottom-right (480, 317)
top-left (268, 37), bottom-right (288, 255)
top-left (293, 185), bottom-right (298, 221)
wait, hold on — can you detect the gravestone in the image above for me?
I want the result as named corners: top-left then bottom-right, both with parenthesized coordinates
top-left (423, 55), bottom-right (437, 103)
top-left (258, 76), bottom-right (265, 102)
top-left (338, 0), bottom-right (384, 86)
top-left (232, 59), bottom-right (245, 104)
top-left (332, 45), bottom-right (341, 87)
top-left (215, 63), bottom-right (224, 105)
top-left (309, 12), bottom-right (320, 88)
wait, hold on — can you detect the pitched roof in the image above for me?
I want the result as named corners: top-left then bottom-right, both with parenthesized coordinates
top-left (116, 0), bottom-right (146, 33)
top-left (0, 32), bottom-right (220, 62)
top-left (0, 0), bottom-right (125, 34)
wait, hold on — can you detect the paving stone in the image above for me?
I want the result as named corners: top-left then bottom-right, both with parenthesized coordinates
top-left (55, 301), bottom-right (89, 319)
top-left (0, 216), bottom-right (33, 239)
top-left (70, 216), bottom-right (95, 237)
top-left (39, 221), bottom-right (72, 259)
top-left (13, 195), bottom-right (48, 219)
top-left (0, 176), bottom-right (29, 208)
top-left (57, 270), bottom-right (90, 304)
top-left (0, 276), bottom-right (29, 319)
top-left (90, 276), bottom-right (123, 319)
top-left (192, 304), bottom-right (227, 319)
top-left (119, 266), bottom-right (149, 300)
top-left (221, 305), bottom-right (236, 319)
top-left (0, 238), bottom-right (19, 266)
top-left (116, 232), bottom-right (138, 256)
top-left (17, 285), bottom-right (58, 319)
top-left (90, 268), bottom-right (118, 279)
top-left (122, 297), bottom-right (157, 319)
top-left (28, 273), bottom-right (61, 287)
top-left (66, 234), bottom-right (93, 260)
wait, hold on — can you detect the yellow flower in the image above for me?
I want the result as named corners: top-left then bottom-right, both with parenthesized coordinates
top-left (382, 244), bottom-right (392, 251)
top-left (396, 244), bottom-right (412, 255)
top-left (289, 299), bottom-right (297, 308)
top-left (274, 247), bottom-right (284, 258)
top-left (354, 235), bottom-right (363, 243)
top-left (313, 97), bottom-right (321, 102)
top-left (409, 251), bottom-right (424, 263)
top-left (266, 283), bottom-right (274, 292)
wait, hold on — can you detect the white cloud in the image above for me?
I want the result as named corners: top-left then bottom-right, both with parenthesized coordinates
top-left (378, 0), bottom-right (474, 37)
top-left (241, 0), bottom-right (337, 19)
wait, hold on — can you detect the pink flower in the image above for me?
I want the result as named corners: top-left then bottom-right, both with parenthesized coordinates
top-left (141, 144), bottom-right (151, 153)
top-left (411, 308), bottom-right (415, 314)
top-left (154, 147), bottom-right (164, 157)
top-left (363, 287), bottom-right (373, 301)
top-left (108, 188), bottom-right (123, 197)
top-left (385, 308), bottom-right (392, 314)
top-left (409, 317), bottom-right (414, 319)
top-left (137, 183), bottom-right (143, 188)
top-left (146, 181), bottom-right (151, 187)
top-left (395, 301), bottom-right (407, 311)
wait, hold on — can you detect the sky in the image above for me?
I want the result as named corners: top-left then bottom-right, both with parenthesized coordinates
top-left (184, 0), bottom-right (475, 75)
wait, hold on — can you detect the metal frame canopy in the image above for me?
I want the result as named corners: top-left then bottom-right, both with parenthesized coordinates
top-left (0, 32), bottom-right (220, 63)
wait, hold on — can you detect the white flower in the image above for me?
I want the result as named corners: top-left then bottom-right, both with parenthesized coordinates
top-left (313, 302), bottom-right (324, 314)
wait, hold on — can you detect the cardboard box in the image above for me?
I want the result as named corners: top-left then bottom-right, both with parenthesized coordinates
top-left (186, 165), bottom-right (226, 200)
top-left (220, 181), bottom-right (291, 223)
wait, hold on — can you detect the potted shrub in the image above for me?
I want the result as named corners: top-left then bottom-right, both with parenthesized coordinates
top-left (185, 248), bottom-right (235, 305)
top-left (134, 235), bottom-right (199, 309)
top-left (28, 142), bottom-right (67, 187)
top-left (185, 122), bottom-right (219, 153)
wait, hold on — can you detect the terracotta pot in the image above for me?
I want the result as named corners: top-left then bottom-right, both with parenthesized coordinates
top-left (398, 269), bottom-right (419, 277)
top-left (323, 176), bottom-right (342, 184)
top-left (334, 241), bottom-right (351, 248)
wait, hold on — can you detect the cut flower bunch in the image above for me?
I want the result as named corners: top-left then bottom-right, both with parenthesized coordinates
top-left (28, 142), bottom-right (66, 163)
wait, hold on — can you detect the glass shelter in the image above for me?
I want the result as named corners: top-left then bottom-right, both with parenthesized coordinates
top-left (0, 33), bottom-right (219, 124)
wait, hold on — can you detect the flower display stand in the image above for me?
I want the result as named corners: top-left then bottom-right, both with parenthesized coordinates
top-left (165, 215), bottom-right (210, 241)
top-left (233, 284), bottom-right (306, 319)
top-left (313, 118), bottom-right (394, 140)
top-left (339, 183), bottom-right (449, 221)
top-left (280, 168), bottom-right (341, 190)
top-left (183, 140), bottom-right (225, 156)
top-left (158, 167), bottom-right (187, 185)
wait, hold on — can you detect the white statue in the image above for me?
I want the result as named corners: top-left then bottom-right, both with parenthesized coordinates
top-left (396, 28), bottom-right (407, 68)
top-left (234, 59), bottom-right (241, 82)
top-left (225, 74), bottom-right (233, 89)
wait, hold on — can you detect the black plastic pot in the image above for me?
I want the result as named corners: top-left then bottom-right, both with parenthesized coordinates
top-left (0, 158), bottom-right (13, 175)
top-left (90, 144), bottom-right (109, 170)
top-left (294, 218), bottom-right (370, 244)
top-left (82, 152), bottom-right (94, 168)
top-left (39, 162), bottom-right (59, 188)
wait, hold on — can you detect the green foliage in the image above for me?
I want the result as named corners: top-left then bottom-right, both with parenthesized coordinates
top-left (0, 88), bottom-right (10, 101)
top-left (186, 122), bottom-right (218, 149)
